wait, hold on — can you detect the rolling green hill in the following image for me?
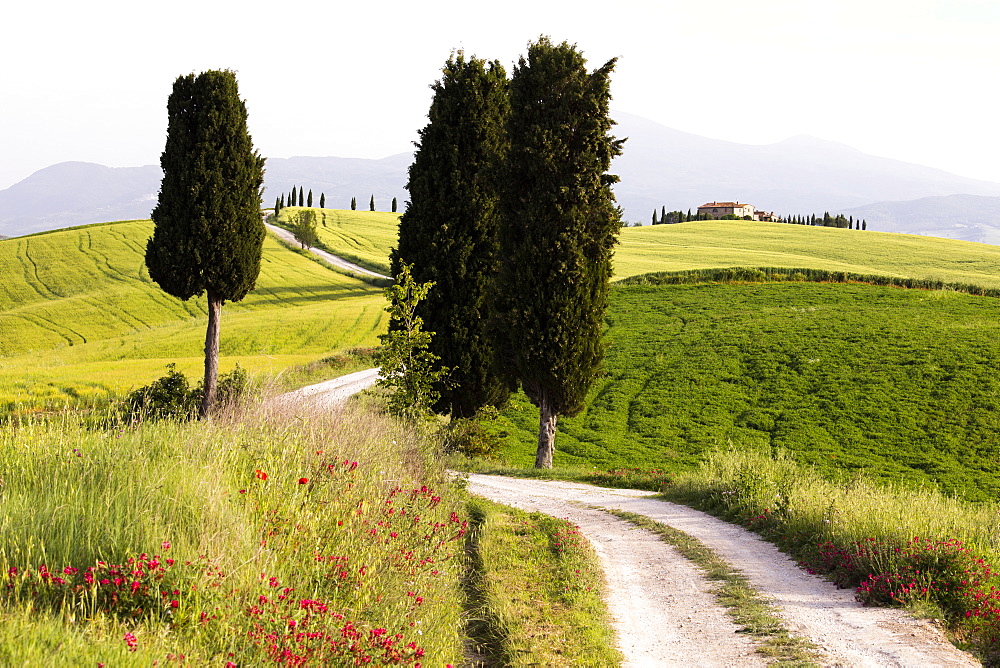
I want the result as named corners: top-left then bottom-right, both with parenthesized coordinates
top-left (286, 213), bottom-right (1000, 287)
top-left (275, 207), bottom-right (399, 275)
top-left (496, 278), bottom-right (1000, 501)
top-left (0, 219), bottom-right (385, 410)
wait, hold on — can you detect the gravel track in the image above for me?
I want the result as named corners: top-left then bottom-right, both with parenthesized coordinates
top-left (466, 474), bottom-right (980, 667)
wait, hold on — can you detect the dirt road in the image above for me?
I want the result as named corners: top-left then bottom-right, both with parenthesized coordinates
top-left (265, 222), bottom-right (389, 279)
top-left (466, 474), bottom-right (980, 667)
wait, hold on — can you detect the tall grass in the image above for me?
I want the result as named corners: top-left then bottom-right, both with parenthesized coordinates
top-left (0, 399), bottom-right (465, 664)
top-left (661, 448), bottom-right (1000, 660)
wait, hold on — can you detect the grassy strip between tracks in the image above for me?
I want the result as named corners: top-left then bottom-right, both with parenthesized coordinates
top-left (462, 496), bottom-right (621, 666)
top-left (606, 509), bottom-right (820, 666)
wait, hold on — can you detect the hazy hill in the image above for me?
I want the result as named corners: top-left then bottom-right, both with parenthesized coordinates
top-left (0, 155), bottom-right (410, 238)
top-left (4, 113), bottom-right (1000, 240)
top-left (841, 194), bottom-right (1000, 245)
top-left (610, 112), bottom-right (1000, 223)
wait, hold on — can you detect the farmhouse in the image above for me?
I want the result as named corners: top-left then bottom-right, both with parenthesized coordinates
top-left (697, 201), bottom-right (756, 219)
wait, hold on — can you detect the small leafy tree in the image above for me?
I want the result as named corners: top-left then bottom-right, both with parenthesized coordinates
top-left (291, 209), bottom-right (319, 249)
top-left (373, 264), bottom-right (448, 422)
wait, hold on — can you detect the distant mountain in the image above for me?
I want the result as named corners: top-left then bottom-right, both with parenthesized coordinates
top-left (0, 156), bottom-right (411, 238)
top-left (610, 112), bottom-right (1000, 224)
top-left (842, 195), bottom-right (1000, 245)
top-left (0, 162), bottom-right (161, 237)
top-left (5, 112), bottom-right (1000, 242)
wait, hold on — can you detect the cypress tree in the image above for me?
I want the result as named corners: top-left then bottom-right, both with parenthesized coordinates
top-left (274, 196), bottom-right (280, 215)
top-left (319, 192), bottom-right (325, 208)
top-left (298, 188), bottom-right (304, 206)
top-left (687, 208), bottom-right (692, 221)
top-left (307, 189), bottom-right (313, 207)
top-left (391, 51), bottom-right (510, 418)
top-left (280, 193), bottom-right (285, 208)
top-left (661, 205), bottom-right (667, 223)
top-left (351, 196), bottom-right (357, 210)
top-left (498, 37), bottom-right (624, 468)
top-left (651, 209), bottom-right (658, 225)
top-left (370, 194), bottom-right (375, 211)
top-left (392, 196), bottom-right (398, 213)
top-left (863, 219), bottom-right (867, 230)
top-left (146, 69), bottom-right (265, 417)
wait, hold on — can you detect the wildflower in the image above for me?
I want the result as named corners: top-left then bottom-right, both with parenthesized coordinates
top-left (298, 477), bottom-right (309, 485)
top-left (255, 469), bottom-right (268, 481)
top-left (161, 541), bottom-right (171, 551)
top-left (124, 632), bottom-right (138, 651)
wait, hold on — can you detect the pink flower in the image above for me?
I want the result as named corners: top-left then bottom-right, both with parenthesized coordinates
top-left (161, 541), bottom-right (171, 550)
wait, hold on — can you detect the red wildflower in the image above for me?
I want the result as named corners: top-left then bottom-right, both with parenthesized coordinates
top-left (255, 469), bottom-right (268, 481)
top-left (298, 477), bottom-right (309, 485)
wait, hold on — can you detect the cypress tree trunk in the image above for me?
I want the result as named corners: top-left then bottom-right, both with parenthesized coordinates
top-left (536, 396), bottom-right (558, 468)
top-left (200, 291), bottom-right (223, 418)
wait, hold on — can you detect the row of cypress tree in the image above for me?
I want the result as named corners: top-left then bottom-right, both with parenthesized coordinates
top-left (275, 187), bottom-right (325, 214)
top-left (273, 190), bottom-right (400, 215)
top-left (392, 37), bottom-right (623, 468)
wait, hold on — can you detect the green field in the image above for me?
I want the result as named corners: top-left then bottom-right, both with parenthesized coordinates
top-left (615, 222), bottom-right (1000, 286)
top-left (0, 220), bottom-right (384, 408)
top-left (495, 279), bottom-right (1000, 501)
top-left (275, 207), bottom-right (399, 275)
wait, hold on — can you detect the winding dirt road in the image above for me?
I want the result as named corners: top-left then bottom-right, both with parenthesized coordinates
top-left (466, 474), bottom-right (980, 667)
top-left (265, 222), bottom-right (390, 279)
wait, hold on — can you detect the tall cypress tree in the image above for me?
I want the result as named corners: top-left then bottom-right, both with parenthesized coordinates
top-left (298, 188), bottom-right (304, 206)
top-left (146, 69), bottom-right (265, 417)
top-left (391, 51), bottom-right (510, 418)
top-left (319, 192), bottom-right (325, 208)
top-left (351, 196), bottom-right (357, 210)
top-left (307, 189), bottom-right (313, 207)
top-left (370, 194), bottom-right (375, 211)
top-left (392, 196), bottom-right (398, 213)
top-left (498, 37), bottom-right (624, 468)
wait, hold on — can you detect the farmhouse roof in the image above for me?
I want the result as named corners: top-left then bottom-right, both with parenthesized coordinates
top-left (699, 202), bottom-right (746, 208)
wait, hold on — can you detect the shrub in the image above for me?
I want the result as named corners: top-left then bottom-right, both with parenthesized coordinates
top-left (442, 416), bottom-right (504, 459)
top-left (121, 364), bottom-right (250, 423)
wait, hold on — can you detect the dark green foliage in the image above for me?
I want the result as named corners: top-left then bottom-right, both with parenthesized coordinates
top-left (392, 196), bottom-right (397, 213)
top-left (121, 363), bottom-right (249, 424)
top-left (319, 192), bottom-right (325, 208)
top-left (652, 209), bottom-right (658, 225)
top-left (369, 194), bottom-right (375, 211)
top-left (298, 187), bottom-right (304, 206)
top-left (274, 197), bottom-right (281, 215)
top-left (147, 70), bottom-right (265, 303)
top-left (145, 69), bottom-right (264, 416)
top-left (441, 412), bottom-right (505, 459)
top-left (496, 277), bottom-right (1000, 501)
top-left (498, 37), bottom-right (623, 467)
top-left (351, 196), bottom-right (357, 210)
top-left (307, 189), bottom-right (313, 207)
top-left (391, 51), bottom-right (511, 418)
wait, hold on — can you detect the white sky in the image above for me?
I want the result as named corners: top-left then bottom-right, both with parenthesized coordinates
top-left (2, 0), bottom-right (998, 190)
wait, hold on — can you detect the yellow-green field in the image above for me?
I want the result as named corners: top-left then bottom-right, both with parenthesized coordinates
top-left (8, 214), bottom-right (1000, 410)
top-left (276, 206), bottom-right (399, 274)
top-left (615, 222), bottom-right (1000, 286)
top-left (0, 219), bottom-right (384, 409)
